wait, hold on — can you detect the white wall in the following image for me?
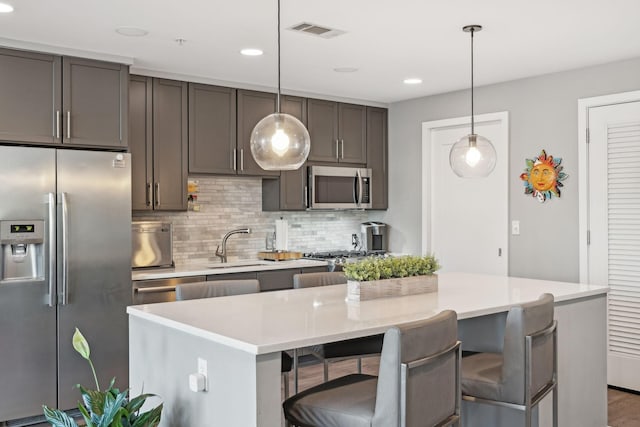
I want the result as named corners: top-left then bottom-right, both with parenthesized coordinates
top-left (370, 57), bottom-right (640, 282)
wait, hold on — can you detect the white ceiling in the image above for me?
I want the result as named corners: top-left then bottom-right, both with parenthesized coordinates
top-left (1, 0), bottom-right (639, 104)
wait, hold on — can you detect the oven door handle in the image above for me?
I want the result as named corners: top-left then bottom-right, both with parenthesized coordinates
top-left (134, 285), bottom-right (177, 294)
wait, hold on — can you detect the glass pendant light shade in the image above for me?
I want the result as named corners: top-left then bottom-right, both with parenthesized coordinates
top-left (450, 24), bottom-right (497, 178)
top-left (449, 133), bottom-right (496, 178)
top-left (250, 0), bottom-right (311, 170)
top-left (250, 112), bottom-right (310, 170)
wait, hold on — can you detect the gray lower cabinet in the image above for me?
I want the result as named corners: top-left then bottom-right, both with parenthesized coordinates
top-left (206, 272), bottom-right (258, 282)
top-left (236, 90), bottom-right (280, 176)
top-left (307, 99), bottom-right (366, 164)
top-left (188, 83), bottom-right (237, 174)
top-left (0, 47), bottom-right (127, 148)
top-left (130, 75), bottom-right (187, 211)
top-left (367, 107), bottom-right (388, 209)
top-left (262, 95), bottom-right (309, 211)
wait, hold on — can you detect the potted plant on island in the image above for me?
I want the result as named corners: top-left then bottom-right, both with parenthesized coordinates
top-left (343, 255), bottom-right (441, 301)
top-left (43, 328), bottom-right (163, 427)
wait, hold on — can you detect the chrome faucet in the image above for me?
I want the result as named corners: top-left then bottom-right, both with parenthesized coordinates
top-left (215, 228), bottom-right (251, 263)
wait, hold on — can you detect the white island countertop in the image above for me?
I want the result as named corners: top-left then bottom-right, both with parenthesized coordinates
top-left (131, 258), bottom-right (328, 281)
top-left (127, 272), bottom-right (609, 355)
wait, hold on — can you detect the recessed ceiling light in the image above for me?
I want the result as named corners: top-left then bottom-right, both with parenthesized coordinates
top-left (334, 67), bottom-right (358, 73)
top-left (240, 48), bottom-right (264, 56)
top-left (403, 78), bottom-right (422, 85)
top-left (175, 38), bottom-right (187, 46)
top-left (0, 2), bottom-right (14, 13)
top-left (115, 27), bottom-right (148, 37)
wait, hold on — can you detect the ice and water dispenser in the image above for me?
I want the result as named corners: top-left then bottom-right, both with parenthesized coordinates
top-left (0, 220), bottom-right (45, 282)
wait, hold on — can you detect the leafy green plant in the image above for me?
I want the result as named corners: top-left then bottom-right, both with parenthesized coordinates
top-left (43, 328), bottom-right (163, 427)
top-left (343, 255), bottom-right (440, 282)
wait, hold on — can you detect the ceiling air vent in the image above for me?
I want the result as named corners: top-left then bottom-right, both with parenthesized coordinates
top-left (288, 22), bottom-right (346, 39)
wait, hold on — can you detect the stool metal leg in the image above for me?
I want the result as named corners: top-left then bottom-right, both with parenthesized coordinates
top-left (293, 348), bottom-right (299, 394)
top-left (323, 359), bottom-right (329, 382)
top-left (357, 357), bottom-right (362, 373)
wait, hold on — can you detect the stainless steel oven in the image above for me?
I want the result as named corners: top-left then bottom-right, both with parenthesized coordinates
top-left (307, 165), bottom-right (372, 210)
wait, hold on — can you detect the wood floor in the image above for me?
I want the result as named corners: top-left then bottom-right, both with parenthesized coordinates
top-left (286, 356), bottom-right (640, 427)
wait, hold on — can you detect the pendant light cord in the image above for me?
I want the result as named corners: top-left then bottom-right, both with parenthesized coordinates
top-left (276, 0), bottom-right (281, 113)
top-left (470, 27), bottom-right (475, 135)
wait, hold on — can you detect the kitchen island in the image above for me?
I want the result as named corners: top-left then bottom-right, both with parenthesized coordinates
top-left (127, 272), bottom-right (608, 427)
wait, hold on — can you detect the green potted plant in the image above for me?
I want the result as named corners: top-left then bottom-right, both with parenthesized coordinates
top-left (43, 328), bottom-right (163, 427)
top-left (343, 255), bottom-right (441, 301)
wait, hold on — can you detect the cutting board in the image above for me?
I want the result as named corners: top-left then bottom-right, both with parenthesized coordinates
top-left (258, 251), bottom-right (302, 261)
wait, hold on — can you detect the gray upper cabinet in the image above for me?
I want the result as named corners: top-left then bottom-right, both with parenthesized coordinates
top-left (153, 79), bottom-right (188, 211)
top-left (307, 99), bottom-right (366, 164)
top-left (236, 90), bottom-right (280, 177)
top-left (338, 103), bottom-right (367, 164)
top-left (129, 76), bottom-right (187, 211)
top-left (0, 48), bottom-right (61, 145)
top-left (62, 57), bottom-right (128, 148)
top-left (129, 76), bottom-right (153, 211)
top-left (262, 95), bottom-right (308, 211)
top-left (367, 107), bottom-right (388, 209)
top-left (188, 83), bottom-right (237, 174)
top-left (0, 48), bottom-right (127, 148)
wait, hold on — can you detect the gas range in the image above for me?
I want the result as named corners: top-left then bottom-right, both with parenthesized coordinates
top-left (303, 250), bottom-right (387, 271)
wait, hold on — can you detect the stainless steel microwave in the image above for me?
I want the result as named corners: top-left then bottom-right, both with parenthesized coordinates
top-left (307, 165), bottom-right (372, 209)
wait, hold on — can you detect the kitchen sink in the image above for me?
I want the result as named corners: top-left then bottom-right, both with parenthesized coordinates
top-left (206, 261), bottom-right (271, 269)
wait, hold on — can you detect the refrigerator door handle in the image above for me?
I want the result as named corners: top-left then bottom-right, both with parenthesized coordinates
top-left (61, 192), bottom-right (69, 305)
top-left (48, 192), bottom-right (56, 307)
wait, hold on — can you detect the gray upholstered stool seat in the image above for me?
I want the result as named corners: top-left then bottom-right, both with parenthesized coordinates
top-left (460, 353), bottom-right (504, 402)
top-left (283, 310), bottom-right (461, 427)
top-left (283, 374), bottom-right (377, 427)
top-left (460, 293), bottom-right (558, 426)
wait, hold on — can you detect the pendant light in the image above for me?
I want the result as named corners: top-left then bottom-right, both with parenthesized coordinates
top-left (449, 25), bottom-right (497, 178)
top-left (250, 0), bottom-right (310, 170)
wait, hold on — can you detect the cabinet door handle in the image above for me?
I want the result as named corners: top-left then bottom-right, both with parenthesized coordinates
top-left (341, 139), bottom-right (345, 159)
top-left (240, 149), bottom-right (244, 171)
top-left (304, 185), bottom-right (308, 208)
top-left (233, 149), bottom-right (237, 171)
top-left (145, 183), bottom-right (152, 207)
top-left (335, 140), bottom-right (339, 160)
top-left (55, 111), bottom-right (61, 139)
top-left (66, 111), bottom-right (71, 139)
top-left (154, 182), bottom-right (160, 207)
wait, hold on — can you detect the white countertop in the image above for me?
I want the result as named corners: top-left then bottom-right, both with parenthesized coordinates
top-left (131, 259), bottom-right (328, 281)
top-left (127, 272), bottom-right (608, 355)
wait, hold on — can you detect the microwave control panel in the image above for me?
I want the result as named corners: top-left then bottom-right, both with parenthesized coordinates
top-left (361, 177), bottom-right (370, 203)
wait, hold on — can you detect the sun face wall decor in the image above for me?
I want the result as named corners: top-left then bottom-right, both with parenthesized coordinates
top-left (520, 150), bottom-right (568, 203)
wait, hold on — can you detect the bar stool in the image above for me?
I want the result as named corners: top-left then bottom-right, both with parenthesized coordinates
top-left (292, 272), bottom-right (384, 393)
top-left (461, 293), bottom-right (558, 427)
top-left (175, 279), bottom-right (294, 398)
top-left (283, 310), bottom-right (461, 427)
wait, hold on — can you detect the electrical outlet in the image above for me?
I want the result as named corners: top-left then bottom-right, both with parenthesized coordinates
top-left (511, 220), bottom-right (520, 235)
top-left (197, 357), bottom-right (208, 391)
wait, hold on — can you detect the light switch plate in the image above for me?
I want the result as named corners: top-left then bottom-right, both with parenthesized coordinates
top-left (511, 220), bottom-right (520, 235)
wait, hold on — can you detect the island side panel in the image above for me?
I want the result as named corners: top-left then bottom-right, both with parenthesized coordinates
top-left (460, 293), bottom-right (607, 427)
top-left (129, 315), bottom-right (281, 427)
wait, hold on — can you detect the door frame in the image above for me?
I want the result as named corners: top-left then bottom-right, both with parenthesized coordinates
top-left (421, 111), bottom-right (509, 260)
top-left (578, 90), bottom-right (640, 283)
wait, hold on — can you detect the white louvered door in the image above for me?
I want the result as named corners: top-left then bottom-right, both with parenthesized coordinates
top-left (588, 101), bottom-right (640, 391)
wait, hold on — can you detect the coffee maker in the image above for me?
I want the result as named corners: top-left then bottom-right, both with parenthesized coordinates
top-left (360, 222), bottom-right (388, 253)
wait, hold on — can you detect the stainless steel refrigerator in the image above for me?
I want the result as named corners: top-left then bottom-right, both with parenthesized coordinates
top-left (0, 146), bottom-right (131, 423)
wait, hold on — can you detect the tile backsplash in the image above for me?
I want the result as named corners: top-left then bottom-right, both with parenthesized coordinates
top-left (133, 176), bottom-right (368, 266)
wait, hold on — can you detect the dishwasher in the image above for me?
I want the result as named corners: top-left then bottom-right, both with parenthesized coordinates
top-left (132, 276), bottom-right (207, 304)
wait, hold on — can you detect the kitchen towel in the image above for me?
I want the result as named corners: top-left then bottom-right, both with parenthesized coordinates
top-left (275, 219), bottom-right (288, 251)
